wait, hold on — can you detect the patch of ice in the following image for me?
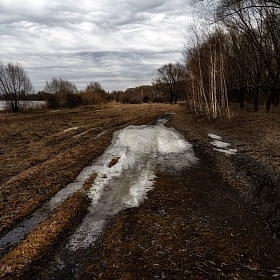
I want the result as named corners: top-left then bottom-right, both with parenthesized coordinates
top-left (68, 123), bottom-right (198, 250)
top-left (67, 218), bottom-right (105, 251)
top-left (87, 125), bottom-right (197, 208)
top-left (208, 133), bottom-right (222, 140)
top-left (95, 130), bottom-right (108, 138)
top-left (36, 122), bottom-right (199, 277)
top-left (63, 127), bottom-right (79, 133)
top-left (210, 140), bottom-right (231, 149)
top-left (156, 118), bottom-right (169, 126)
top-left (213, 148), bottom-right (238, 155)
top-left (48, 166), bottom-right (95, 211)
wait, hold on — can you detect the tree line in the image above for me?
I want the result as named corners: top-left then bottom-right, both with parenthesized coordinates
top-left (213, 0), bottom-right (280, 114)
top-left (0, 62), bottom-right (112, 112)
top-left (153, 0), bottom-right (280, 119)
top-left (0, 61), bottom-right (186, 112)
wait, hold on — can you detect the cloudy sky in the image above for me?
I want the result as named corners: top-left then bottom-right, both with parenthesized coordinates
top-left (0, 0), bottom-right (200, 92)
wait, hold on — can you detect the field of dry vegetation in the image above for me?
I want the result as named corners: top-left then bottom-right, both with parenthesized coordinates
top-left (1, 102), bottom-right (280, 279)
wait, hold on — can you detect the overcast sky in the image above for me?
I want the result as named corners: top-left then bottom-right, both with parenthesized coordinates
top-left (0, 0), bottom-right (200, 92)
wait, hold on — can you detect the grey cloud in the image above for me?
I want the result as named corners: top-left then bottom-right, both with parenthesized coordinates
top-left (0, 0), bottom-right (195, 91)
top-left (26, 50), bottom-right (181, 91)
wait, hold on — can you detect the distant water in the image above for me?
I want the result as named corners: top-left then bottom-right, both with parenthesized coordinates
top-left (0, 100), bottom-right (46, 111)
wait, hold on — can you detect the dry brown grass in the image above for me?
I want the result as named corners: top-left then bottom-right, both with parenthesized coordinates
top-left (0, 103), bottom-right (177, 235)
top-left (167, 104), bottom-right (280, 172)
top-left (1, 102), bottom-right (280, 279)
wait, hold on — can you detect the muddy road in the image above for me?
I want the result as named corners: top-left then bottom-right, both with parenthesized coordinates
top-left (1, 103), bottom-right (280, 279)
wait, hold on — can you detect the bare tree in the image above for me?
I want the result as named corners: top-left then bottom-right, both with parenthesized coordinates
top-left (85, 81), bottom-right (104, 92)
top-left (216, 0), bottom-right (280, 111)
top-left (184, 28), bottom-right (232, 119)
top-left (216, 0), bottom-right (280, 19)
top-left (154, 63), bottom-right (183, 104)
top-left (0, 62), bottom-right (34, 112)
top-left (44, 77), bottom-right (78, 108)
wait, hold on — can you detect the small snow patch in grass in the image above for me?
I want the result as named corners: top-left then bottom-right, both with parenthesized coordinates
top-left (213, 148), bottom-right (238, 155)
top-left (63, 127), bottom-right (79, 133)
top-left (208, 133), bottom-right (222, 140)
top-left (208, 133), bottom-right (237, 156)
top-left (210, 140), bottom-right (231, 149)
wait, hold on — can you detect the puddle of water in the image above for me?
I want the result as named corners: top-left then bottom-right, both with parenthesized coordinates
top-left (0, 208), bottom-right (49, 255)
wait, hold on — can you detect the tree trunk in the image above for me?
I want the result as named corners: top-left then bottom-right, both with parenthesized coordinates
top-left (266, 87), bottom-right (276, 113)
top-left (174, 92), bottom-right (178, 104)
top-left (238, 87), bottom-right (245, 109)
top-left (253, 87), bottom-right (259, 111)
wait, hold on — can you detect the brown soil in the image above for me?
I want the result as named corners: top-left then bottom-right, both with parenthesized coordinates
top-left (1, 103), bottom-right (280, 279)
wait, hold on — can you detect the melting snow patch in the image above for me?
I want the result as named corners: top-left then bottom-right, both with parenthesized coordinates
top-left (155, 118), bottom-right (169, 126)
top-left (68, 120), bottom-right (198, 250)
top-left (210, 140), bottom-right (231, 149)
top-left (0, 120), bottom-right (198, 256)
top-left (208, 133), bottom-right (222, 140)
top-left (208, 133), bottom-right (237, 156)
top-left (63, 127), bottom-right (79, 133)
top-left (37, 120), bottom-right (199, 276)
top-left (213, 148), bottom-right (238, 156)
top-left (87, 124), bottom-right (198, 211)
